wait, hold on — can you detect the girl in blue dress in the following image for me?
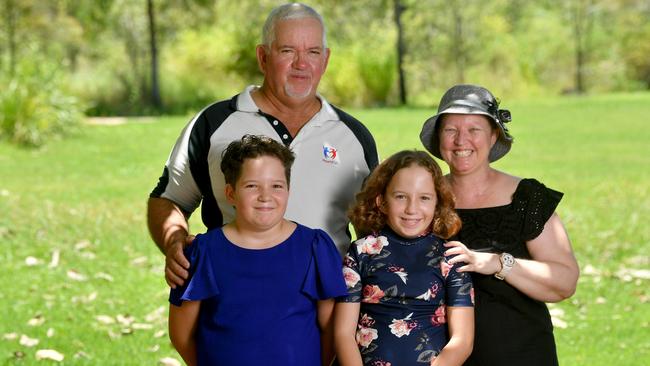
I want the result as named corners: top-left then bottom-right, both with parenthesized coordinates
top-left (335, 150), bottom-right (474, 366)
top-left (168, 135), bottom-right (348, 366)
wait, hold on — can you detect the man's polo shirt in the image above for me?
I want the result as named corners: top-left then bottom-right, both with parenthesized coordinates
top-left (151, 86), bottom-right (378, 255)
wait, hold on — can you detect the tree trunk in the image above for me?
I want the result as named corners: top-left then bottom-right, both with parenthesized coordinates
top-left (572, 0), bottom-right (594, 94)
top-left (451, 3), bottom-right (465, 83)
top-left (5, 0), bottom-right (17, 77)
top-left (573, 1), bottom-right (585, 94)
top-left (147, 0), bottom-right (162, 110)
top-left (394, 0), bottom-right (407, 105)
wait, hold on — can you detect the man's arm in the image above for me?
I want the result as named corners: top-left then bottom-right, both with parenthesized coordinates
top-left (147, 197), bottom-right (191, 288)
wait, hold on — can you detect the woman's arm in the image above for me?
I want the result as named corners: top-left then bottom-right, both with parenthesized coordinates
top-left (504, 213), bottom-right (579, 302)
top-left (318, 299), bottom-right (336, 366)
top-left (333, 302), bottom-right (363, 366)
top-left (446, 213), bottom-right (579, 303)
top-left (169, 301), bottom-right (200, 366)
top-left (431, 306), bottom-right (474, 366)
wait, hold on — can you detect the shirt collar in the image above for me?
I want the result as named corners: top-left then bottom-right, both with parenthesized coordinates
top-left (237, 85), bottom-right (338, 126)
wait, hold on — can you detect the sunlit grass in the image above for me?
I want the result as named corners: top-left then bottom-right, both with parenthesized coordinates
top-left (1, 93), bottom-right (648, 364)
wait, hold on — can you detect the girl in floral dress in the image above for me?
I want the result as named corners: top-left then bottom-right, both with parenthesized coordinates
top-left (334, 150), bottom-right (474, 366)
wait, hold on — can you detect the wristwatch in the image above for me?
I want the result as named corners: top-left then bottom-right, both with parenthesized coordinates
top-left (494, 252), bottom-right (515, 280)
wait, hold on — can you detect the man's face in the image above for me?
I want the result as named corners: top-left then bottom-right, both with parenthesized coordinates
top-left (257, 17), bottom-right (330, 102)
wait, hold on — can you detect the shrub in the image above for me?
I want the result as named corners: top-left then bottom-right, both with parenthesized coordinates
top-left (160, 27), bottom-right (250, 114)
top-left (320, 44), bottom-right (366, 107)
top-left (0, 59), bottom-right (84, 147)
top-left (357, 45), bottom-right (397, 106)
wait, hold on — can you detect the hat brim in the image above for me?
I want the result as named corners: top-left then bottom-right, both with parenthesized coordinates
top-left (420, 110), bottom-right (512, 163)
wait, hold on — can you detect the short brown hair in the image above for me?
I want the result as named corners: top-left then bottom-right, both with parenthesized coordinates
top-left (349, 150), bottom-right (461, 239)
top-left (220, 135), bottom-right (295, 186)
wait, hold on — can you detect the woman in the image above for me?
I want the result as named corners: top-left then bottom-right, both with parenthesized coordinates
top-left (419, 84), bottom-right (579, 366)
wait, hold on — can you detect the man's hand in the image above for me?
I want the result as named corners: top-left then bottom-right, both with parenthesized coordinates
top-left (147, 197), bottom-right (194, 288)
top-left (165, 234), bottom-right (195, 288)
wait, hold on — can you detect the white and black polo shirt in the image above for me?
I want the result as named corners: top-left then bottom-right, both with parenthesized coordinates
top-left (151, 86), bottom-right (378, 255)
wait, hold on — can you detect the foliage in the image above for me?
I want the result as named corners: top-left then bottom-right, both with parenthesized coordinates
top-left (66, 0), bottom-right (221, 115)
top-left (0, 93), bottom-right (648, 364)
top-left (0, 59), bottom-right (83, 147)
top-left (320, 43), bottom-right (365, 107)
top-left (357, 32), bottom-right (398, 106)
top-left (618, 4), bottom-right (650, 88)
top-left (3, 0), bottom-right (650, 115)
top-left (158, 27), bottom-right (249, 114)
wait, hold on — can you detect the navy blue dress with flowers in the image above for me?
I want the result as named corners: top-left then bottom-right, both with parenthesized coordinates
top-left (339, 227), bottom-right (474, 365)
top-left (169, 224), bottom-right (347, 366)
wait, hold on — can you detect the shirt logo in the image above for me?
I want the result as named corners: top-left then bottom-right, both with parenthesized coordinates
top-left (322, 144), bottom-right (340, 165)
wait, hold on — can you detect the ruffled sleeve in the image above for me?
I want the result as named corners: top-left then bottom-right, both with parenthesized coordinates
top-left (301, 229), bottom-right (348, 301)
top-left (169, 232), bottom-right (221, 306)
top-left (513, 179), bottom-right (564, 242)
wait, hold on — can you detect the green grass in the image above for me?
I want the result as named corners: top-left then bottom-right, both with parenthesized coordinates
top-left (1, 93), bottom-right (649, 364)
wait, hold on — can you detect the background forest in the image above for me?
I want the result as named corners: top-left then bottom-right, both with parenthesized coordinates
top-left (1, 0), bottom-right (650, 145)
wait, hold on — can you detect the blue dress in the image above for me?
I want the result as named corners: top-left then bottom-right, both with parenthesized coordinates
top-left (169, 224), bottom-right (348, 366)
top-left (339, 227), bottom-right (474, 365)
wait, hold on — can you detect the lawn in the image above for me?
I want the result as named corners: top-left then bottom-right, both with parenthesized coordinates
top-left (1, 93), bottom-right (648, 364)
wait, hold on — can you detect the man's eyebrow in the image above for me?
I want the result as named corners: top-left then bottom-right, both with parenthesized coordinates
top-left (276, 44), bottom-right (323, 50)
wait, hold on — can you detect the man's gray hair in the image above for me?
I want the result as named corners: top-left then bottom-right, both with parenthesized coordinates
top-left (262, 3), bottom-right (327, 48)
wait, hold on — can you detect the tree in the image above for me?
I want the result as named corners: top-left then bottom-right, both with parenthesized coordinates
top-left (394, 0), bottom-right (407, 104)
top-left (618, 0), bottom-right (650, 89)
top-left (147, 0), bottom-right (162, 109)
top-left (3, 0), bottom-right (17, 76)
top-left (570, 0), bottom-right (596, 93)
top-left (403, 0), bottom-right (504, 95)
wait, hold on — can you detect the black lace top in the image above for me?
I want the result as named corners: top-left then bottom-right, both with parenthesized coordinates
top-left (454, 178), bottom-right (563, 366)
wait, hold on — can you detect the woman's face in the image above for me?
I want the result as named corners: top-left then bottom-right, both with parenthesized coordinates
top-left (438, 114), bottom-right (497, 175)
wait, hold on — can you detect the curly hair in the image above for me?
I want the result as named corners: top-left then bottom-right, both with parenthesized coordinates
top-left (349, 150), bottom-right (461, 239)
top-left (220, 135), bottom-right (295, 186)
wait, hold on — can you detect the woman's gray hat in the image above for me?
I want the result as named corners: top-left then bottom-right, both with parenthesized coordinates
top-left (420, 84), bottom-right (513, 162)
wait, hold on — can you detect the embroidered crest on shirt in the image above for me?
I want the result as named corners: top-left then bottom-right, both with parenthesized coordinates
top-left (322, 144), bottom-right (340, 164)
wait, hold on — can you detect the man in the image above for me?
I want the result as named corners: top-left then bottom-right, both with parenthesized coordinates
top-left (148, 3), bottom-right (378, 288)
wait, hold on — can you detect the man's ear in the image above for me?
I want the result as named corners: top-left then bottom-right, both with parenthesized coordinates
top-left (322, 47), bottom-right (331, 72)
top-left (225, 184), bottom-right (236, 206)
top-left (256, 45), bottom-right (268, 74)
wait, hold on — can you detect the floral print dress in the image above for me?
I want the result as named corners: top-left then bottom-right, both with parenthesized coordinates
top-left (339, 227), bottom-right (474, 365)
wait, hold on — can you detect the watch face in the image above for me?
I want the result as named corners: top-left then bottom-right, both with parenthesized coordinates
top-left (502, 254), bottom-right (515, 266)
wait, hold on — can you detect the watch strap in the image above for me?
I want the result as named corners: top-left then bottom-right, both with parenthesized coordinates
top-left (494, 252), bottom-right (514, 280)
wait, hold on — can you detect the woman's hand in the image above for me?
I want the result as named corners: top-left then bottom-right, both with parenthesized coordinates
top-left (444, 241), bottom-right (501, 275)
top-left (444, 213), bottom-right (579, 303)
